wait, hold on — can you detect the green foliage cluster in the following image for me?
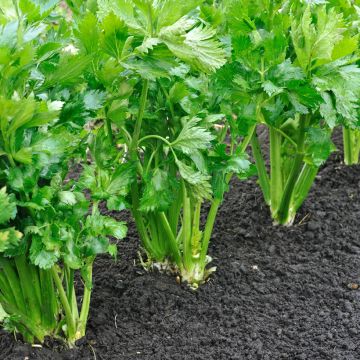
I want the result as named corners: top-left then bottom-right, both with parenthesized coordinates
top-left (0, 0), bottom-right (127, 345)
top-left (68, 0), bottom-right (254, 286)
top-left (0, 0), bottom-right (359, 347)
top-left (218, 0), bottom-right (360, 223)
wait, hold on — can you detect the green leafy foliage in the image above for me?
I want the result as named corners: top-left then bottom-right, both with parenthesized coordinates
top-left (82, 0), bottom-right (226, 79)
top-left (139, 169), bottom-right (178, 212)
top-left (176, 159), bottom-right (213, 200)
top-left (305, 128), bottom-right (336, 167)
top-left (171, 117), bottom-right (215, 154)
top-left (159, 22), bottom-right (226, 73)
top-left (69, 0), bottom-right (251, 286)
top-left (211, 144), bottom-right (255, 199)
top-left (0, 227), bottom-right (23, 253)
top-left (221, 0), bottom-right (360, 224)
top-left (291, 6), bottom-right (345, 71)
top-left (0, 2), bottom-right (129, 346)
top-left (0, 187), bottom-right (17, 224)
top-left (0, 188), bottom-right (23, 253)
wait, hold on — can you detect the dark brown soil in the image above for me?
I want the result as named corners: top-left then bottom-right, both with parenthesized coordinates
top-left (1, 135), bottom-right (360, 360)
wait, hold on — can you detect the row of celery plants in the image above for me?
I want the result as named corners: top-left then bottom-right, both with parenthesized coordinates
top-left (1, 0), bottom-right (360, 347)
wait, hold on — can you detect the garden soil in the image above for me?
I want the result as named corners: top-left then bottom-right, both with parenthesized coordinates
top-left (1, 134), bottom-right (360, 360)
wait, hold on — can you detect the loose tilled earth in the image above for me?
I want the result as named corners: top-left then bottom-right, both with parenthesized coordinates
top-left (1, 134), bottom-right (360, 360)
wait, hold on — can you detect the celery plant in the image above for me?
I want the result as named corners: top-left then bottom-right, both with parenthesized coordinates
top-left (336, 2), bottom-right (360, 166)
top-left (0, 1), bottom-right (127, 345)
top-left (222, 0), bottom-right (360, 225)
top-left (73, 0), bottom-right (253, 286)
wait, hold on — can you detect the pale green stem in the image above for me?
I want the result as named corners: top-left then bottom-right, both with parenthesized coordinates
top-left (269, 128), bottom-right (283, 216)
top-left (51, 266), bottom-right (77, 345)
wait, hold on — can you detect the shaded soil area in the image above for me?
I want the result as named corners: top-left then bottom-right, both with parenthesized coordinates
top-left (1, 137), bottom-right (360, 360)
